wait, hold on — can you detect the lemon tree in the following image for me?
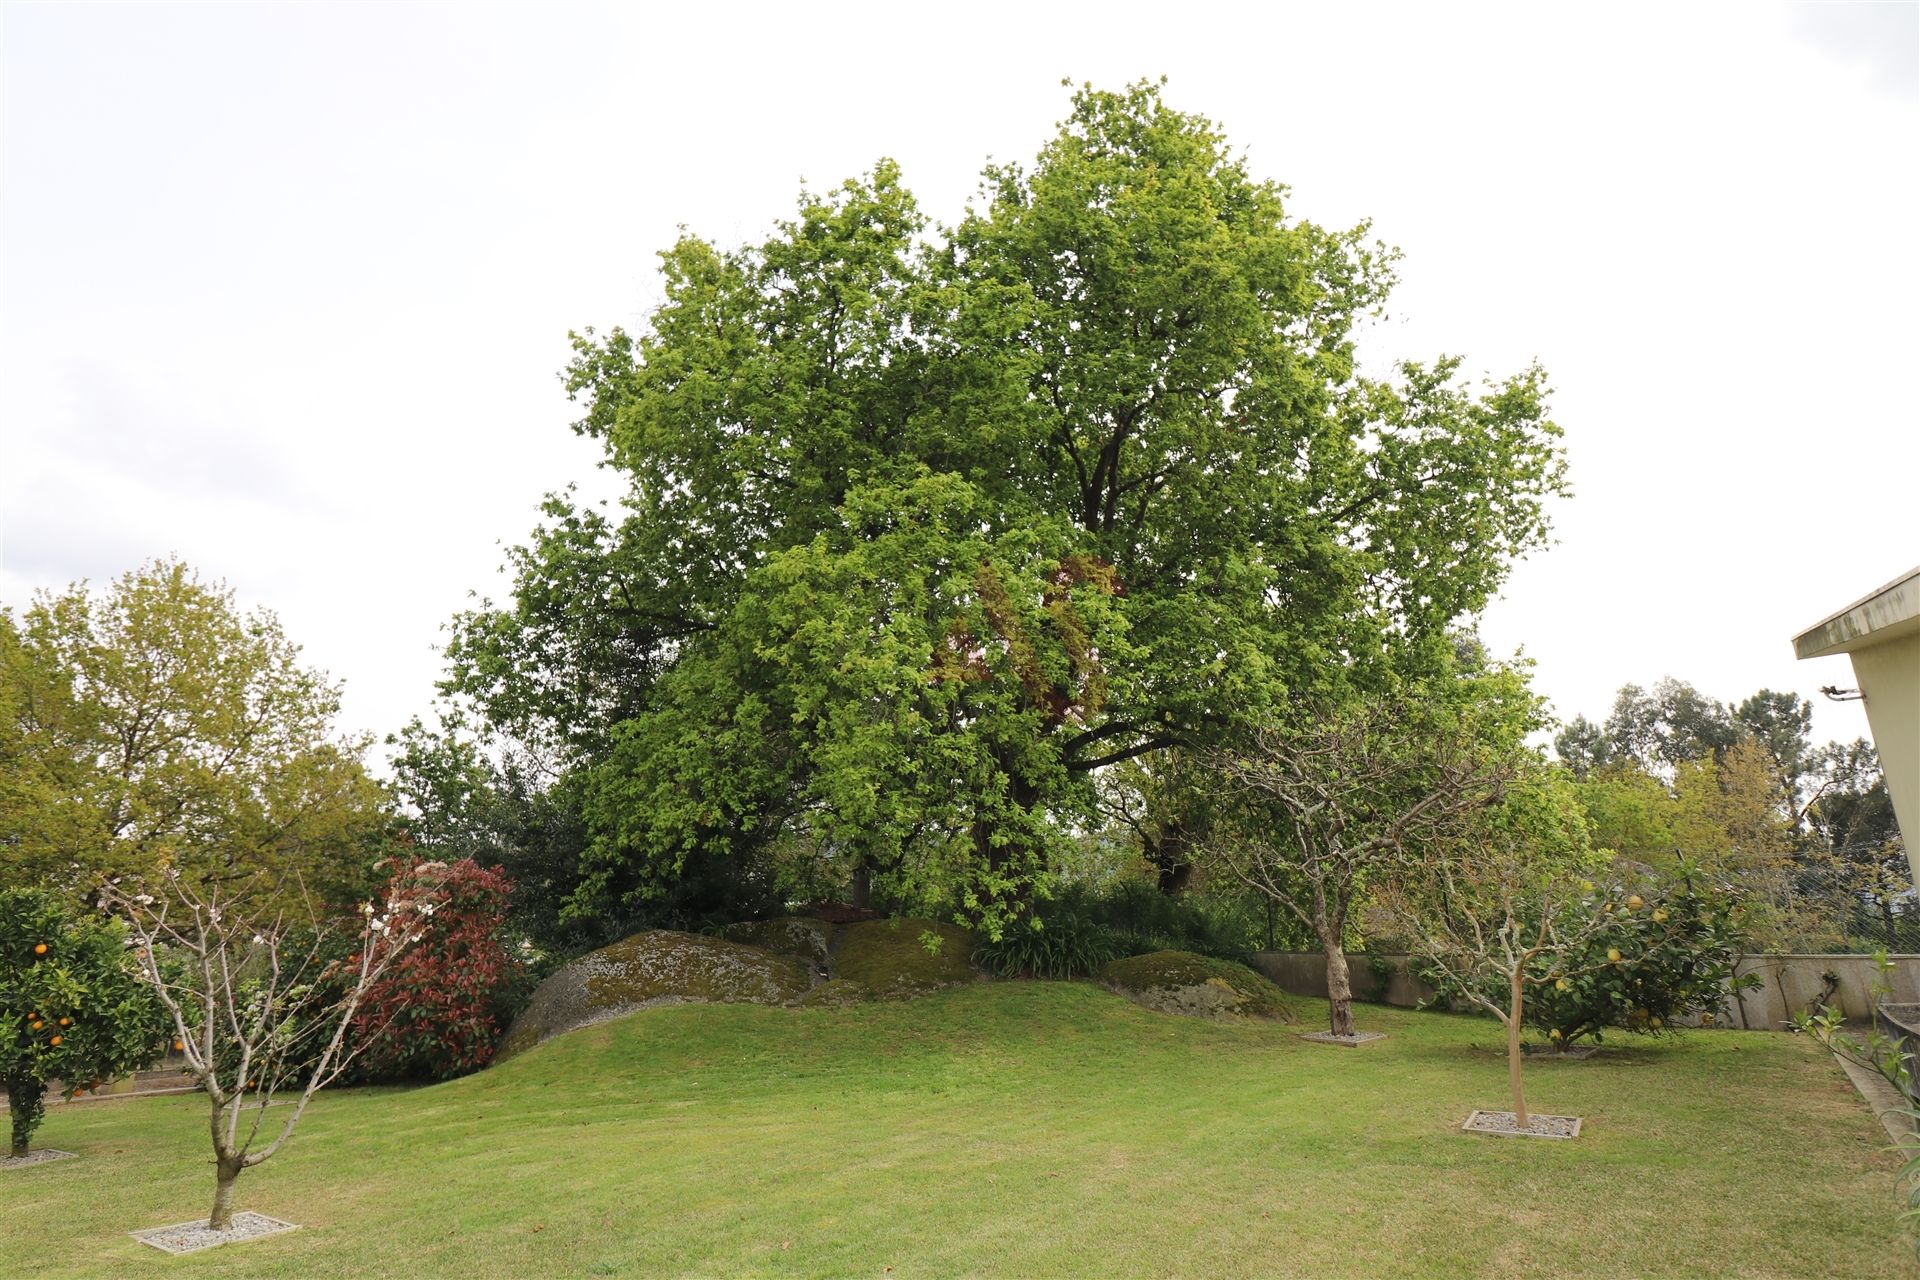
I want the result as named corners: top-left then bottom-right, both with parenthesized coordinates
top-left (1525, 871), bottom-right (1757, 1047)
top-left (1, 888), bottom-right (166, 1157)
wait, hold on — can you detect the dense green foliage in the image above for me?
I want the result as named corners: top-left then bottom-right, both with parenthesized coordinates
top-left (1523, 875), bottom-right (1757, 1047)
top-left (1556, 678), bottom-right (1907, 950)
top-left (1, 889), bottom-right (167, 1156)
top-left (0, 560), bottom-right (386, 908)
top-left (972, 911), bottom-right (1119, 979)
top-left (1408, 869), bottom-right (1757, 1049)
top-left (445, 81), bottom-right (1566, 939)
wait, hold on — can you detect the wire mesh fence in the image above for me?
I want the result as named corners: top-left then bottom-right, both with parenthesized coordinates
top-left (1724, 851), bottom-right (1917, 954)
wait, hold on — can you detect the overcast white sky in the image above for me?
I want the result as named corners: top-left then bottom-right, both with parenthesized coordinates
top-left (2, 1), bottom-right (1915, 759)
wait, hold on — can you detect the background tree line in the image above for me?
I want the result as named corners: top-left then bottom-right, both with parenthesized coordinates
top-left (1554, 677), bottom-right (1904, 951)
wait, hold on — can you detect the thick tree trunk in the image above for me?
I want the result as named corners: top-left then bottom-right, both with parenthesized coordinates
top-left (1145, 826), bottom-right (1193, 896)
top-left (1320, 927), bottom-right (1357, 1038)
top-left (1155, 860), bottom-right (1192, 896)
top-left (1508, 969), bottom-right (1530, 1129)
top-left (849, 862), bottom-right (871, 910)
top-left (209, 1159), bottom-right (241, 1230)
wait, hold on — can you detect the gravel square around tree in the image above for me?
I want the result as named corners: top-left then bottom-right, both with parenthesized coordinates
top-left (130, 1213), bottom-right (299, 1254)
top-left (1299, 1031), bottom-right (1388, 1047)
top-left (0, 1149), bottom-right (77, 1171)
top-left (1461, 1109), bottom-right (1582, 1139)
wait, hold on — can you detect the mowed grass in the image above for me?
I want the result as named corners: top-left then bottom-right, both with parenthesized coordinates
top-left (2, 983), bottom-right (1908, 1279)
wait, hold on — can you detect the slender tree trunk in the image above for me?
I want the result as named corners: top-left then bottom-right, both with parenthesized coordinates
top-left (1508, 968), bottom-right (1530, 1129)
top-left (1319, 922), bottom-right (1357, 1037)
top-left (849, 861), bottom-right (871, 910)
top-left (209, 1158), bottom-right (242, 1230)
top-left (7, 1082), bottom-right (43, 1158)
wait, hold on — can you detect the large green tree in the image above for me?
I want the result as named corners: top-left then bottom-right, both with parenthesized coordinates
top-left (449, 82), bottom-right (1567, 936)
top-left (0, 560), bottom-right (387, 908)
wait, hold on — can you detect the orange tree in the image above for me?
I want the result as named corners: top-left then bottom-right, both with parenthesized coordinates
top-left (1, 888), bottom-right (166, 1157)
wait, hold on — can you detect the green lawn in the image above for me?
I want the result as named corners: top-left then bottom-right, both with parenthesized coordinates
top-left (2, 983), bottom-right (1908, 1278)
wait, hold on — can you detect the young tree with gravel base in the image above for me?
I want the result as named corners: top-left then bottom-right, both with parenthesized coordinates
top-left (1, 888), bottom-right (167, 1158)
top-left (1375, 774), bottom-right (1654, 1131)
top-left (102, 868), bottom-right (446, 1230)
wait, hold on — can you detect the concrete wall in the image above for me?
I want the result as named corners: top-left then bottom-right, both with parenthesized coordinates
top-left (1250, 950), bottom-right (1920, 1029)
top-left (1250, 950), bottom-right (1440, 1009)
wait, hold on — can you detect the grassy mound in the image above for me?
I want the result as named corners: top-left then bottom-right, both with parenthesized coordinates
top-left (720, 917), bottom-right (833, 967)
top-left (833, 918), bottom-right (978, 996)
top-left (1101, 950), bottom-right (1296, 1021)
top-left (499, 930), bottom-right (811, 1058)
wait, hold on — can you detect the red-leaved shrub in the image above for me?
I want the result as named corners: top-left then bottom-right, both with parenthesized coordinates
top-left (349, 858), bottom-right (519, 1081)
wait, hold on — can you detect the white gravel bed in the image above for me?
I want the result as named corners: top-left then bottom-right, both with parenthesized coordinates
top-left (130, 1212), bottom-right (299, 1254)
top-left (1461, 1109), bottom-right (1583, 1139)
top-left (1, 1148), bottom-right (78, 1170)
top-left (1299, 1031), bottom-right (1388, 1047)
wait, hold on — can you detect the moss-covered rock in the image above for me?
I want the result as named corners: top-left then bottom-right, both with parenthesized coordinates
top-left (499, 930), bottom-right (812, 1059)
top-left (720, 917), bottom-right (833, 968)
top-left (1101, 951), bottom-right (1296, 1022)
top-left (796, 977), bottom-right (869, 1008)
top-left (834, 918), bottom-right (978, 997)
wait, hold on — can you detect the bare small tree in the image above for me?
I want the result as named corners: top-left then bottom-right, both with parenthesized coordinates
top-left (101, 868), bottom-right (444, 1230)
top-left (1197, 700), bottom-right (1512, 1039)
top-left (1373, 836), bottom-right (1621, 1129)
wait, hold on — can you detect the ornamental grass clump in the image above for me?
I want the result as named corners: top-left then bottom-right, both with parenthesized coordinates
top-left (973, 912), bottom-right (1118, 979)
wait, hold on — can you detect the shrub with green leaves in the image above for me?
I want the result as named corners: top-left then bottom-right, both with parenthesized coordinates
top-left (1, 888), bottom-right (168, 1157)
top-left (1524, 875), bottom-right (1756, 1046)
top-left (973, 912), bottom-right (1119, 979)
top-left (1417, 871), bottom-right (1756, 1049)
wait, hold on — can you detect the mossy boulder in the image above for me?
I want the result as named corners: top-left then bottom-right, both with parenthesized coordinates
top-left (499, 930), bottom-right (811, 1059)
top-left (1101, 951), bottom-right (1296, 1022)
top-left (834, 918), bottom-right (978, 997)
top-left (720, 917), bottom-right (833, 968)
top-left (796, 977), bottom-right (869, 1008)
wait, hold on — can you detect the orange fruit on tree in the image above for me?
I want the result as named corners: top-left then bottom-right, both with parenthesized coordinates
top-left (30, 1020), bottom-right (43, 1030)
top-left (172, 1039), bottom-right (184, 1052)
top-left (58, 1017), bottom-right (70, 1027)
top-left (49, 1035), bottom-right (62, 1046)
top-left (33, 943), bottom-right (47, 955)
